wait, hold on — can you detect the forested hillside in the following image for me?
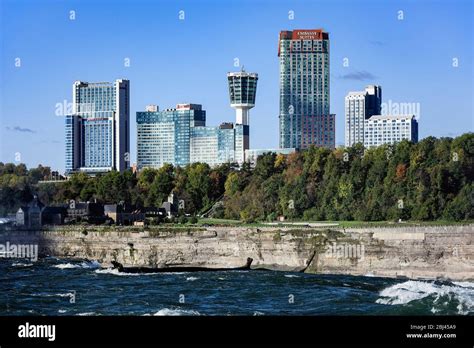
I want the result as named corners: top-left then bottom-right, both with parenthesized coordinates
top-left (1, 134), bottom-right (472, 222)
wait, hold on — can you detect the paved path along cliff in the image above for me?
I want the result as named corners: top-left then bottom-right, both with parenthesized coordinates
top-left (1, 225), bottom-right (473, 280)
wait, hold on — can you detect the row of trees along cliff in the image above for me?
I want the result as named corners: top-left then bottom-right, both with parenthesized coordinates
top-left (0, 134), bottom-right (472, 222)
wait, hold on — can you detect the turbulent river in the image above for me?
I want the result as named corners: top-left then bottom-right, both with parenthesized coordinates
top-left (1, 258), bottom-right (473, 316)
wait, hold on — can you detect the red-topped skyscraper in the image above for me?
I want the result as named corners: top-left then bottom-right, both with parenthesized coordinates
top-left (278, 29), bottom-right (335, 149)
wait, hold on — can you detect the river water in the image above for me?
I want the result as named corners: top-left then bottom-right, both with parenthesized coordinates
top-left (1, 258), bottom-right (472, 316)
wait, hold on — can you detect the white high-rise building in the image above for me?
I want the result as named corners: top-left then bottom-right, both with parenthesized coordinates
top-left (345, 91), bottom-right (367, 147)
top-left (344, 85), bottom-right (382, 147)
top-left (66, 79), bottom-right (130, 175)
top-left (364, 115), bottom-right (418, 148)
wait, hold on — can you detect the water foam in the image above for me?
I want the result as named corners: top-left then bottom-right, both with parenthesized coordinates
top-left (54, 261), bottom-right (101, 269)
top-left (453, 281), bottom-right (474, 289)
top-left (12, 262), bottom-right (33, 267)
top-left (95, 268), bottom-right (136, 276)
top-left (152, 308), bottom-right (201, 316)
top-left (31, 292), bottom-right (75, 300)
top-left (95, 268), bottom-right (158, 276)
top-left (54, 263), bottom-right (78, 269)
top-left (376, 280), bottom-right (474, 314)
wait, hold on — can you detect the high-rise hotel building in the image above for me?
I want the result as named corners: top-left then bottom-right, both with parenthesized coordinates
top-left (364, 115), bottom-right (418, 148)
top-left (345, 85), bottom-right (418, 148)
top-left (65, 79), bottom-right (130, 175)
top-left (344, 85), bottom-right (382, 147)
top-left (136, 103), bottom-right (206, 168)
top-left (137, 104), bottom-right (248, 169)
top-left (278, 29), bottom-right (335, 149)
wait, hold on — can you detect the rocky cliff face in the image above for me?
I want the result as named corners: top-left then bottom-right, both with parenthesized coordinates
top-left (1, 225), bottom-right (472, 280)
top-left (312, 225), bottom-right (474, 280)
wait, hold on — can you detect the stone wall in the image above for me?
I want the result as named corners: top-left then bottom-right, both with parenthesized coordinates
top-left (0, 225), bottom-right (472, 280)
top-left (313, 225), bottom-right (474, 280)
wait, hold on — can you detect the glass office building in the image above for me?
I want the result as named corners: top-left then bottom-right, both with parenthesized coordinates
top-left (137, 104), bottom-right (205, 169)
top-left (190, 123), bottom-right (247, 166)
top-left (136, 104), bottom-right (205, 168)
top-left (65, 114), bottom-right (81, 174)
top-left (278, 29), bottom-right (335, 149)
top-left (65, 79), bottom-right (130, 175)
top-left (137, 104), bottom-right (248, 169)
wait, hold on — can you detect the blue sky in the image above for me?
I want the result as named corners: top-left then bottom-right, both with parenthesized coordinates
top-left (1, 0), bottom-right (472, 172)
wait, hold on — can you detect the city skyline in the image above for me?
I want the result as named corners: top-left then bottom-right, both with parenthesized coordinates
top-left (1, 0), bottom-right (473, 172)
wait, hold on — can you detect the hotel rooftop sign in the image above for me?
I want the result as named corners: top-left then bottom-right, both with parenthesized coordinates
top-left (279, 29), bottom-right (328, 41)
top-left (293, 29), bottom-right (324, 40)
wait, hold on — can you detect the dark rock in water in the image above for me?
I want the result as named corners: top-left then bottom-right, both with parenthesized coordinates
top-left (110, 258), bottom-right (253, 274)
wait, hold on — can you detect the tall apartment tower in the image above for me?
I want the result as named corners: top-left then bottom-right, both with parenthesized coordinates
top-left (227, 69), bottom-right (258, 162)
top-left (278, 29), bottom-right (335, 149)
top-left (344, 85), bottom-right (382, 147)
top-left (65, 79), bottom-right (130, 175)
